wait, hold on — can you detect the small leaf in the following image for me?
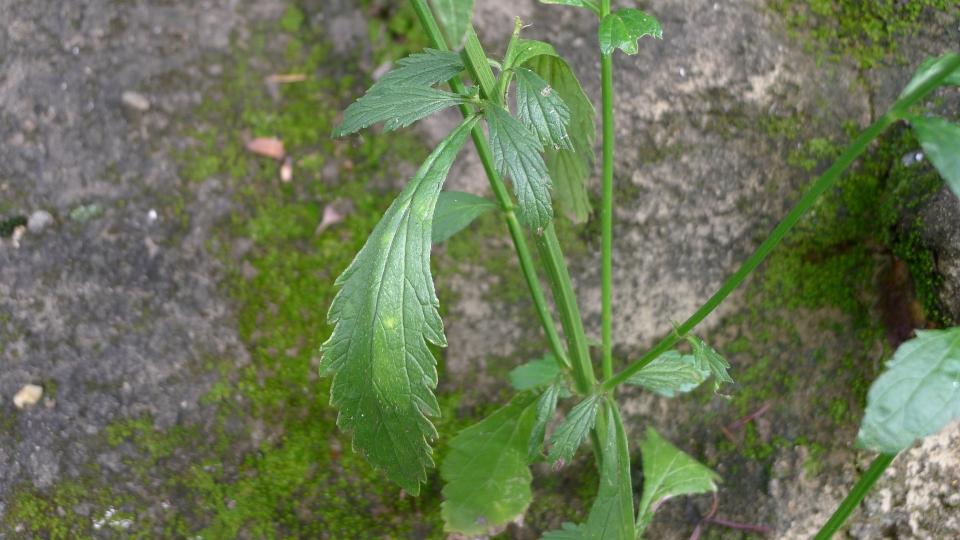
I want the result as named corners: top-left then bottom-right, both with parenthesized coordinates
top-left (524, 55), bottom-right (595, 223)
top-left (897, 53), bottom-right (960, 102)
top-left (508, 355), bottom-right (561, 390)
top-left (505, 39), bottom-right (559, 71)
top-left (515, 67), bottom-right (574, 151)
top-left (857, 327), bottom-right (960, 454)
top-left (541, 522), bottom-right (585, 540)
top-left (333, 87), bottom-right (468, 137)
top-left (548, 392), bottom-right (603, 465)
top-left (635, 428), bottom-right (721, 534)
top-left (528, 380), bottom-right (562, 463)
top-left (378, 49), bottom-right (466, 88)
top-left (582, 403), bottom-right (634, 540)
top-left (431, 0), bottom-right (474, 47)
top-left (684, 335), bottom-right (733, 385)
top-left (625, 350), bottom-right (706, 397)
top-left (539, 0), bottom-right (599, 14)
top-left (432, 191), bottom-right (498, 243)
top-left (908, 115), bottom-right (960, 200)
top-left (598, 9), bottom-right (662, 55)
top-left (485, 104), bottom-right (554, 230)
top-left (320, 116), bottom-right (480, 495)
top-left (441, 392), bottom-right (539, 536)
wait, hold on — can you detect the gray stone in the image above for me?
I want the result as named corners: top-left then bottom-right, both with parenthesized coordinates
top-left (26, 210), bottom-right (53, 234)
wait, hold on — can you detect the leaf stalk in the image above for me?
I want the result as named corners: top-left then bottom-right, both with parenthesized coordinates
top-left (812, 453), bottom-right (896, 540)
top-left (599, 0), bottom-right (615, 384)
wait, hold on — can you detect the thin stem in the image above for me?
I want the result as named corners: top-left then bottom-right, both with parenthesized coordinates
top-left (410, 0), bottom-right (569, 370)
top-left (813, 453), bottom-right (897, 540)
top-left (599, 0), bottom-right (614, 383)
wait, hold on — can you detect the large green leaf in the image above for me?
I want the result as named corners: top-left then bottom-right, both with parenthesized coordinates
top-left (524, 55), bottom-right (595, 223)
top-left (431, 0), bottom-right (473, 47)
top-left (684, 335), bottom-right (733, 386)
top-left (485, 104), bottom-right (554, 231)
top-left (582, 403), bottom-right (634, 540)
top-left (897, 53), bottom-right (960, 102)
top-left (504, 39), bottom-right (558, 71)
top-left (441, 392), bottom-right (538, 535)
top-left (598, 9), bottom-right (662, 55)
top-left (635, 428), bottom-right (721, 534)
top-left (508, 355), bottom-right (561, 390)
top-left (857, 327), bottom-right (960, 454)
top-left (547, 392), bottom-right (602, 466)
top-left (514, 67), bottom-right (574, 151)
top-left (376, 48), bottom-right (465, 88)
top-left (320, 116), bottom-right (480, 495)
top-left (541, 523), bottom-right (585, 539)
top-left (625, 350), bottom-right (706, 397)
top-left (333, 87), bottom-right (468, 137)
top-left (432, 191), bottom-right (498, 243)
top-left (908, 115), bottom-right (960, 200)
top-left (528, 380), bottom-right (562, 463)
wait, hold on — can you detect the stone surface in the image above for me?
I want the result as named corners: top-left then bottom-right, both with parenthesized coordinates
top-left (26, 210), bottom-right (53, 234)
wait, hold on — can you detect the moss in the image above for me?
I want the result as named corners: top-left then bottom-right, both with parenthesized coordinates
top-left (0, 215), bottom-right (27, 237)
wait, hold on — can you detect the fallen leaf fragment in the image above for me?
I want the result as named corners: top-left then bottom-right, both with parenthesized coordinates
top-left (280, 155), bottom-right (293, 182)
top-left (265, 73), bottom-right (307, 83)
top-left (246, 137), bottom-right (286, 159)
top-left (313, 204), bottom-right (344, 237)
top-left (13, 384), bottom-right (43, 409)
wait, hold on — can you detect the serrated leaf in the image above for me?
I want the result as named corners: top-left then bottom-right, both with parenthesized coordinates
top-left (541, 522), bottom-right (586, 539)
top-left (505, 39), bottom-right (558, 71)
top-left (441, 392), bottom-right (538, 535)
top-left (431, 0), bottom-right (474, 47)
top-left (635, 428), bottom-right (721, 534)
top-left (856, 327), bottom-right (960, 454)
top-left (320, 116), bottom-right (480, 495)
top-left (377, 48), bottom-right (466, 88)
top-left (598, 9), bottom-right (662, 55)
top-left (908, 115), bottom-right (960, 200)
top-left (897, 53), bottom-right (960, 102)
top-left (525, 55), bottom-right (595, 223)
top-left (548, 392), bottom-right (602, 465)
top-left (685, 335), bottom-right (733, 385)
top-left (485, 104), bottom-right (554, 230)
top-left (508, 355), bottom-right (561, 390)
top-left (528, 380), bottom-right (562, 463)
top-left (432, 191), bottom-right (498, 243)
top-left (333, 87), bottom-right (468, 137)
top-left (625, 350), bottom-right (706, 397)
top-left (515, 67), bottom-right (574, 151)
top-left (582, 404), bottom-right (634, 540)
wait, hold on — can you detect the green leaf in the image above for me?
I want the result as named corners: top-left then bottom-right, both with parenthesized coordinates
top-left (625, 350), bottom-right (706, 397)
top-left (524, 55), bottom-right (595, 223)
top-left (320, 116), bottom-right (480, 495)
top-left (897, 53), bottom-right (960, 102)
top-left (528, 380), bottom-right (562, 463)
top-left (377, 49), bottom-right (466, 88)
top-left (598, 9), bottom-right (662, 55)
top-left (684, 335), bottom-right (733, 385)
top-left (635, 428), bottom-right (721, 534)
top-left (582, 403), bottom-right (634, 540)
top-left (432, 191), bottom-right (498, 243)
top-left (541, 522), bottom-right (585, 539)
top-left (856, 327), bottom-right (960, 454)
top-left (547, 392), bottom-right (603, 466)
top-left (505, 39), bottom-right (558, 71)
top-left (485, 104), bottom-right (554, 230)
top-left (908, 115), bottom-right (960, 200)
top-left (333, 87), bottom-right (469, 137)
top-left (508, 355), bottom-right (561, 390)
top-left (441, 392), bottom-right (538, 535)
top-left (514, 67), bottom-right (574, 151)
top-left (431, 0), bottom-right (474, 47)
top-left (539, 0), bottom-right (600, 15)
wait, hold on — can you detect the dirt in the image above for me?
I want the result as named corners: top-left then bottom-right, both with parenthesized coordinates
top-left (0, 0), bottom-right (958, 538)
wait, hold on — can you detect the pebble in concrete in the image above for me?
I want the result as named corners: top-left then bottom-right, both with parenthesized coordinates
top-left (27, 210), bottom-right (53, 234)
top-left (121, 91), bottom-right (150, 112)
top-left (13, 384), bottom-right (43, 409)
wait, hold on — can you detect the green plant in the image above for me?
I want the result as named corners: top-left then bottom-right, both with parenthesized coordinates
top-left (323, 0), bottom-right (960, 536)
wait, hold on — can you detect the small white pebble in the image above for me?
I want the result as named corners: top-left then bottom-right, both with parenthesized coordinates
top-left (121, 91), bottom-right (150, 112)
top-left (13, 384), bottom-right (43, 409)
top-left (679, 67), bottom-right (686, 77)
top-left (147, 209), bottom-right (158, 223)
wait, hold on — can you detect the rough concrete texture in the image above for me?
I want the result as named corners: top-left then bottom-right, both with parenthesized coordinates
top-left (920, 187), bottom-right (960, 321)
top-left (0, 0), bottom-right (959, 538)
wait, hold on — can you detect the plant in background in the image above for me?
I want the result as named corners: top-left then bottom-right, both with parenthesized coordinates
top-left (324, 0), bottom-right (960, 536)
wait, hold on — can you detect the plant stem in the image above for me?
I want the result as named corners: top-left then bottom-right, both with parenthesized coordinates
top-left (813, 453), bottom-right (896, 540)
top-left (409, 0), bottom-right (570, 370)
top-left (599, 0), bottom-right (614, 383)
top-left (536, 224), bottom-right (596, 394)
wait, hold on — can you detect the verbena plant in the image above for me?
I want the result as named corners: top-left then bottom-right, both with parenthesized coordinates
top-left (324, 0), bottom-right (960, 536)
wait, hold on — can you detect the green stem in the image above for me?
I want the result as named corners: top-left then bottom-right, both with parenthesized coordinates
top-left (599, 0), bottom-right (614, 383)
top-left (813, 453), bottom-right (896, 540)
top-left (536, 224), bottom-right (596, 394)
top-left (410, 0), bottom-right (569, 370)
